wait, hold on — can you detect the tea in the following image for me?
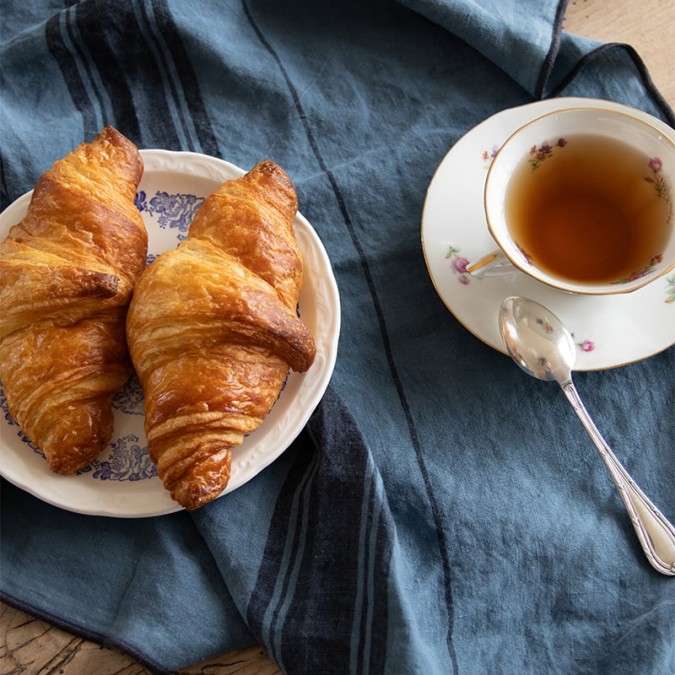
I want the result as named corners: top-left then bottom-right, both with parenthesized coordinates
top-left (505, 134), bottom-right (672, 285)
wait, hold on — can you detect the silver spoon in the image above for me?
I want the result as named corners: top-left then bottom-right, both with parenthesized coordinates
top-left (499, 295), bottom-right (675, 576)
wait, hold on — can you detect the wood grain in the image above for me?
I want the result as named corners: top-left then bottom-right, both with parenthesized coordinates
top-left (0, 602), bottom-right (280, 674)
top-left (1, 2), bottom-right (673, 674)
top-left (563, 0), bottom-right (675, 109)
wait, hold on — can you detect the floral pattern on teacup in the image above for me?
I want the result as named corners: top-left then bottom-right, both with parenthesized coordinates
top-left (528, 137), bottom-right (567, 170)
top-left (645, 157), bottom-right (670, 204)
top-left (611, 254), bottom-right (663, 285)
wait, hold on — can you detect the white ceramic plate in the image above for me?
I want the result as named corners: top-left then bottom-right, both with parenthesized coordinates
top-left (0, 150), bottom-right (340, 517)
top-left (422, 97), bottom-right (675, 370)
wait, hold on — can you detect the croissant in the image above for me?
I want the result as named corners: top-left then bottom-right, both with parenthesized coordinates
top-left (0, 126), bottom-right (147, 474)
top-left (127, 160), bottom-right (316, 510)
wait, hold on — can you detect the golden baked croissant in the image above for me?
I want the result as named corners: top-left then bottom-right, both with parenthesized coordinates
top-left (127, 160), bottom-right (316, 510)
top-left (0, 126), bottom-right (147, 474)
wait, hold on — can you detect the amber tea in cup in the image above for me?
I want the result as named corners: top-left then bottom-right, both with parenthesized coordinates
top-left (505, 134), bottom-right (671, 285)
top-left (478, 106), bottom-right (675, 295)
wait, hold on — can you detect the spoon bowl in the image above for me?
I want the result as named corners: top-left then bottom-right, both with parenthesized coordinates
top-left (499, 296), bottom-right (576, 383)
top-left (499, 295), bottom-right (675, 576)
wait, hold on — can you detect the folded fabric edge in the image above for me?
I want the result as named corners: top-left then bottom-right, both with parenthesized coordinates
top-left (395, 0), bottom-right (569, 98)
top-left (547, 41), bottom-right (675, 126)
top-left (534, 0), bottom-right (567, 98)
top-left (0, 590), bottom-right (171, 675)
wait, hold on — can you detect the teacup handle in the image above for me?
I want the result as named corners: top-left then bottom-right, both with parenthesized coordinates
top-left (466, 250), bottom-right (517, 278)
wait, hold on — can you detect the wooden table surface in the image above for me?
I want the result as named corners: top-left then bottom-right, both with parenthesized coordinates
top-left (2, 2), bottom-right (673, 673)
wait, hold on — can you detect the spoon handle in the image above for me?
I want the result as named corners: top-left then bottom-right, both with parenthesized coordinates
top-left (561, 381), bottom-right (675, 576)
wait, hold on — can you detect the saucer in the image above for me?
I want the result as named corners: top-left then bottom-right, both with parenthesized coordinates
top-left (421, 97), bottom-right (675, 370)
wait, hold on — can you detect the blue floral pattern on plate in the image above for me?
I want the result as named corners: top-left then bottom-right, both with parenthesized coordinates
top-left (1, 381), bottom-right (155, 481)
top-left (113, 374), bottom-right (144, 416)
top-left (135, 189), bottom-right (204, 240)
top-left (78, 435), bottom-right (157, 480)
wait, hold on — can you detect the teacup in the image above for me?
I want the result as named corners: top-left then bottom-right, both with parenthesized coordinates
top-left (468, 106), bottom-right (675, 294)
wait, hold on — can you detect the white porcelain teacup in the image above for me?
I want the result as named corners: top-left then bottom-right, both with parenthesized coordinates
top-left (469, 106), bottom-right (675, 295)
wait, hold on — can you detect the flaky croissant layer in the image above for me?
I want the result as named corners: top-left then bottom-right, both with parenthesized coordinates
top-left (127, 160), bottom-right (316, 510)
top-left (0, 126), bottom-right (147, 474)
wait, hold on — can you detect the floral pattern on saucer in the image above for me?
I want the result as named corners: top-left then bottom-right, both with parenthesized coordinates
top-left (445, 245), bottom-right (472, 285)
top-left (666, 275), bottom-right (675, 304)
top-left (572, 335), bottom-right (596, 352)
top-left (482, 147), bottom-right (498, 168)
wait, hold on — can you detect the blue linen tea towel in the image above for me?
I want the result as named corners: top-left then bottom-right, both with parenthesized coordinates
top-left (1, 1), bottom-right (674, 673)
